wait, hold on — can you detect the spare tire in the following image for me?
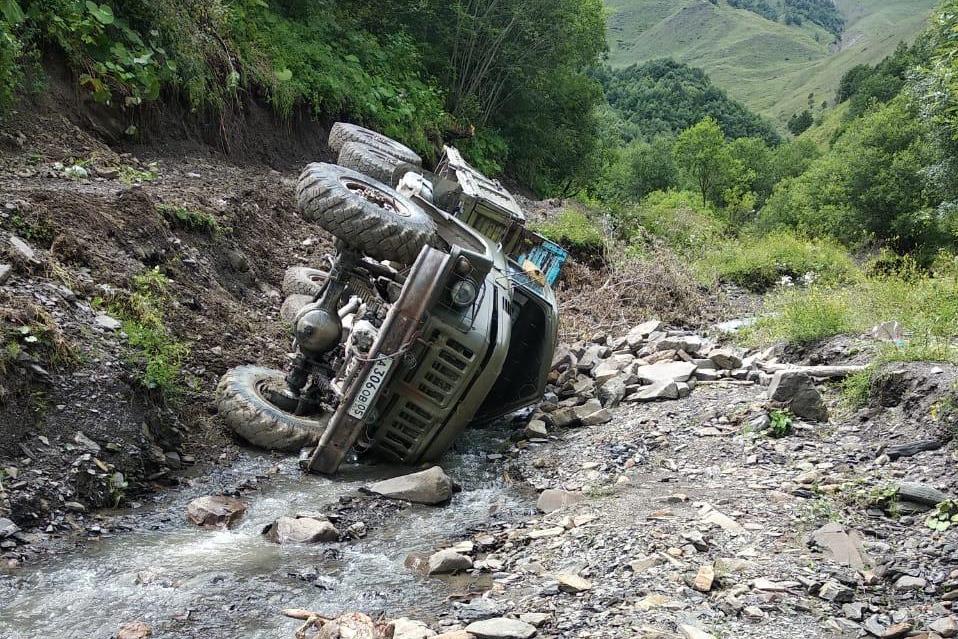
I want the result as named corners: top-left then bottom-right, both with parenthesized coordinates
top-left (338, 141), bottom-right (418, 188)
top-left (282, 266), bottom-right (329, 297)
top-left (297, 163), bottom-right (439, 265)
top-left (328, 122), bottom-right (421, 166)
top-left (217, 366), bottom-right (330, 452)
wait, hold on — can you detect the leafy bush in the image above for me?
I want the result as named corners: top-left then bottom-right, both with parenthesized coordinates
top-left (531, 209), bottom-right (605, 259)
top-left (759, 97), bottom-right (947, 255)
top-left (695, 231), bottom-right (859, 291)
top-left (614, 190), bottom-right (725, 257)
top-left (0, 11), bottom-right (22, 113)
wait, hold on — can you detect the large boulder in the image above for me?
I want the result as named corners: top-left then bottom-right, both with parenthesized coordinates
top-left (767, 371), bottom-right (828, 422)
top-left (597, 374), bottom-right (629, 408)
top-left (625, 320), bottom-right (663, 351)
top-left (186, 495), bottom-right (247, 528)
top-left (264, 516), bottom-right (340, 544)
top-left (391, 618), bottom-right (437, 639)
top-left (654, 335), bottom-right (706, 356)
top-left (708, 349), bottom-right (743, 370)
top-left (117, 622), bottom-right (152, 639)
top-left (363, 466), bottom-right (455, 505)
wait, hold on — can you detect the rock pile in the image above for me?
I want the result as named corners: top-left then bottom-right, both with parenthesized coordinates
top-left (540, 320), bottom-right (840, 430)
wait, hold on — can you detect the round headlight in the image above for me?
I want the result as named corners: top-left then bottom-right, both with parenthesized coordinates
top-left (449, 279), bottom-right (479, 307)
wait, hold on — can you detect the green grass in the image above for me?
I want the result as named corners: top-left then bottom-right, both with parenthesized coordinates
top-left (744, 273), bottom-right (958, 357)
top-left (109, 268), bottom-right (189, 396)
top-left (604, 0), bottom-right (938, 125)
top-left (841, 368), bottom-right (873, 408)
top-left (694, 231), bottom-right (859, 291)
top-left (615, 190), bottom-right (726, 257)
top-left (531, 208), bottom-right (606, 258)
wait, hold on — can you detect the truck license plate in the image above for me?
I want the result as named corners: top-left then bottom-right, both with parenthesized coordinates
top-left (347, 357), bottom-right (394, 420)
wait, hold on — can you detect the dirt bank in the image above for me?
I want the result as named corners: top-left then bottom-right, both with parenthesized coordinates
top-left (0, 89), bottom-right (337, 560)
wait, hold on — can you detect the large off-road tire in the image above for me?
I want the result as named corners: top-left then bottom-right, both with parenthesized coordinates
top-left (280, 294), bottom-right (314, 323)
top-left (282, 266), bottom-right (329, 297)
top-left (328, 122), bottom-right (421, 166)
top-left (337, 141), bottom-right (418, 188)
top-left (217, 366), bottom-right (330, 452)
top-left (297, 163), bottom-right (439, 265)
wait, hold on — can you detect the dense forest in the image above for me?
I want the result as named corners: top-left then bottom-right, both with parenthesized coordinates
top-left (593, 60), bottom-right (780, 145)
top-left (0, 0), bottom-right (606, 192)
top-left (722, 0), bottom-right (845, 36)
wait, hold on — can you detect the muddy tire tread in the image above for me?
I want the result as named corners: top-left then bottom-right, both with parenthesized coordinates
top-left (328, 123), bottom-right (421, 166)
top-left (282, 266), bottom-right (328, 297)
top-left (216, 366), bottom-right (329, 452)
top-left (296, 163), bottom-right (438, 265)
top-left (337, 141), bottom-right (417, 187)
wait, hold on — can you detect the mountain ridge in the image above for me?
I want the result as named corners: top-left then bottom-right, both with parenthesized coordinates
top-left (605, 0), bottom-right (939, 124)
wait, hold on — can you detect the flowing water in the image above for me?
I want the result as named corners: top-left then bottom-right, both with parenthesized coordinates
top-left (0, 426), bottom-right (531, 639)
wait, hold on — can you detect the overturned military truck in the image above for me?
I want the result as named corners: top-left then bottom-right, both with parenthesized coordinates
top-left (217, 123), bottom-right (566, 474)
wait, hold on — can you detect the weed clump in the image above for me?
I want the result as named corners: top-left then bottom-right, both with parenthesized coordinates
top-left (158, 204), bottom-right (220, 235)
top-left (108, 268), bottom-right (188, 397)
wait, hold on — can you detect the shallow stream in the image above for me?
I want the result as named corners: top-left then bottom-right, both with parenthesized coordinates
top-left (0, 426), bottom-right (530, 639)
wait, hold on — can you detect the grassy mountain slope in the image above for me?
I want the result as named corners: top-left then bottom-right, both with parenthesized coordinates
top-left (606, 0), bottom-right (938, 123)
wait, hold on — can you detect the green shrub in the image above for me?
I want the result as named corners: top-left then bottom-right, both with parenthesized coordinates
top-left (531, 209), bottom-right (605, 259)
top-left (0, 16), bottom-right (22, 112)
top-left (696, 231), bottom-right (859, 291)
top-left (614, 190), bottom-right (725, 257)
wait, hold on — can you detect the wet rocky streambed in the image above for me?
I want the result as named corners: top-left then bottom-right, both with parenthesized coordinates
top-left (0, 425), bottom-right (530, 639)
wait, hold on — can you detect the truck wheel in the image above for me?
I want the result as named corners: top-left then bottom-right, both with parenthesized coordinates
top-left (328, 122), bottom-right (421, 166)
top-left (297, 163), bottom-right (439, 265)
top-left (217, 366), bottom-right (330, 452)
top-left (282, 266), bottom-right (328, 297)
top-left (338, 141), bottom-right (418, 187)
top-left (280, 294), bottom-right (315, 323)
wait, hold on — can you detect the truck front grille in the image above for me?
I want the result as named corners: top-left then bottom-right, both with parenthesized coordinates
top-left (372, 329), bottom-right (476, 462)
top-left (417, 331), bottom-right (474, 407)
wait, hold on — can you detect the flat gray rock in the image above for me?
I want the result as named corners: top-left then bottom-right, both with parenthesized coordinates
top-left (364, 466), bottom-right (454, 505)
top-left (537, 488), bottom-right (584, 513)
top-left (635, 361), bottom-right (697, 384)
top-left (465, 617), bottom-right (537, 639)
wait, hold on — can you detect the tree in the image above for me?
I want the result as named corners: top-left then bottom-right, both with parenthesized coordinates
top-left (674, 117), bottom-right (734, 206)
top-left (625, 136), bottom-right (678, 200)
top-left (787, 110), bottom-right (814, 136)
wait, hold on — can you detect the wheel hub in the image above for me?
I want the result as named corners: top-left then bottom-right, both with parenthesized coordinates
top-left (342, 177), bottom-right (411, 217)
top-left (256, 379), bottom-right (323, 416)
